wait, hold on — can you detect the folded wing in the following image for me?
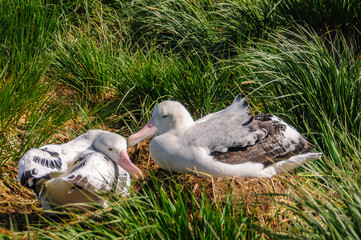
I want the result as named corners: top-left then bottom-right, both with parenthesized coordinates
top-left (64, 150), bottom-right (130, 195)
top-left (212, 114), bottom-right (317, 165)
top-left (186, 95), bottom-right (267, 153)
top-left (18, 146), bottom-right (64, 189)
top-left (185, 94), bottom-right (317, 165)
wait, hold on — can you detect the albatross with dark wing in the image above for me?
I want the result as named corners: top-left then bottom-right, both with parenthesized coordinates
top-left (128, 95), bottom-right (322, 178)
top-left (18, 130), bottom-right (142, 211)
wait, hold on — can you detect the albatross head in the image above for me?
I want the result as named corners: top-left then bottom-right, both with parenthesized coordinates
top-left (93, 132), bottom-right (143, 179)
top-left (128, 100), bottom-right (194, 146)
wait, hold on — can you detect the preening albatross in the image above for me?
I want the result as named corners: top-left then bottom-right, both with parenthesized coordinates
top-left (128, 95), bottom-right (322, 178)
top-left (18, 130), bottom-right (142, 211)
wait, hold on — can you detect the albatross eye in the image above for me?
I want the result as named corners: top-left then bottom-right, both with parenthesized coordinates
top-left (162, 115), bottom-right (168, 118)
top-left (108, 148), bottom-right (113, 151)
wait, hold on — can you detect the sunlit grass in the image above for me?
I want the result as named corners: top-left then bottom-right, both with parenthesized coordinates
top-left (0, 0), bottom-right (76, 167)
top-left (1, 0), bottom-right (360, 239)
top-left (283, 135), bottom-right (361, 239)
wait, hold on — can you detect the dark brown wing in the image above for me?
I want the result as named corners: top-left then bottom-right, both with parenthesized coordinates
top-left (212, 114), bottom-right (316, 166)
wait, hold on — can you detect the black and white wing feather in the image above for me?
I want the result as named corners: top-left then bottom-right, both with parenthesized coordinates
top-left (18, 146), bottom-right (64, 188)
top-left (211, 114), bottom-right (317, 165)
top-left (186, 95), bottom-right (267, 152)
top-left (64, 150), bottom-right (130, 195)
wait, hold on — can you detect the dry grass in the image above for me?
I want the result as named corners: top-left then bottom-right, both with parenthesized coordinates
top-left (0, 164), bottom-right (41, 233)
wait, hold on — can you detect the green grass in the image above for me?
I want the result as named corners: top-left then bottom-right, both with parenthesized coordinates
top-left (270, 0), bottom-right (361, 55)
top-left (0, 0), bottom-right (75, 167)
top-left (27, 172), bottom-right (271, 239)
top-left (284, 137), bottom-right (361, 239)
top-left (1, 0), bottom-right (360, 239)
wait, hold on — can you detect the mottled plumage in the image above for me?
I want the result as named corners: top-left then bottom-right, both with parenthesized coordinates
top-left (212, 114), bottom-right (316, 166)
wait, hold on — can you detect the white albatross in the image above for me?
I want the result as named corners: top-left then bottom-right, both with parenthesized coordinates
top-left (18, 129), bottom-right (142, 211)
top-left (128, 95), bottom-right (322, 178)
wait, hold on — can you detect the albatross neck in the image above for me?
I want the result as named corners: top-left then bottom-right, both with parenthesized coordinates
top-left (173, 110), bottom-right (195, 132)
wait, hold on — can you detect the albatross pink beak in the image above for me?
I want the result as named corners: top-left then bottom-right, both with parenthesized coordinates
top-left (119, 149), bottom-right (143, 179)
top-left (128, 117), bottom-right (156, 147)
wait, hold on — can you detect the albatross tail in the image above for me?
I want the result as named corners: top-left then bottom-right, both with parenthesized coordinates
top-left (259, 152), bottom-right (322, 178)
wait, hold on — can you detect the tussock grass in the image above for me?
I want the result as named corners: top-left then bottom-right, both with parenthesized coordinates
top-left (1, 0), bottom-right (360, 239)
top-left (284, 139), bottom-right (361, 239)
top-left (0, 0), bottom-right (75, 167)
top-left (271, 0), bottom-right (361, 55)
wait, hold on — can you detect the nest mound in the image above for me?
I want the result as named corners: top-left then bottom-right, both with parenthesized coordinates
top-left (1, 138), bottom-right (300, 234)
top-left (0, 164), bottom-right (41, 233)
top-left (128, 140), bottom-right (298, 229)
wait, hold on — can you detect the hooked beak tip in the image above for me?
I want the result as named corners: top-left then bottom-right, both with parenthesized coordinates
top-left (119, 149), bottom-right (143, 179)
